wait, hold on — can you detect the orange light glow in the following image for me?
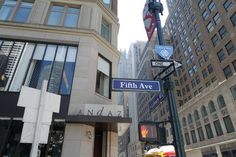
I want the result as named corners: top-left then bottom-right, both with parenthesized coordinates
top-left (141, 125), bottom-right (149, 138)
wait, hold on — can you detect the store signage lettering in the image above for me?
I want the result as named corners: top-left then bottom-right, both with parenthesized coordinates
top-left (78, 104), bottom-right (123, 117)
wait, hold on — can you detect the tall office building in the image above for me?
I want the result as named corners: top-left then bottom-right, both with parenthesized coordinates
top-left (125, 41), bottom-right (148, 157)
top-left (165, 0), bottom-right (236, 156)
top-left (0, 0), bottom-right (131, 157)
top-left (117, 50), bottom-right (130, 157)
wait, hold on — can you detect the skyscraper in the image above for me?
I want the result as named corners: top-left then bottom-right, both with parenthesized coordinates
top-left (165, 0), bottom-right (236, 156)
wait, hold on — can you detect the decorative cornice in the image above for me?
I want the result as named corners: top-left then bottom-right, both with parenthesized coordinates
top-left (0, 21), bottom-right (120, 58)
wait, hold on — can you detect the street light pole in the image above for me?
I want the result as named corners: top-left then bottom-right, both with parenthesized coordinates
top-left (148, 1), bottom-right (186, 157)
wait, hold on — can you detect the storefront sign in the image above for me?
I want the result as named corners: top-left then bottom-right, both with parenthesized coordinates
top-left (78, 104), bottom-right (124, 117)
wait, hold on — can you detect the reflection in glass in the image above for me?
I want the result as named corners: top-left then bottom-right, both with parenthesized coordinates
top-left (47, 6), bottom-right (64, 26)
top-left (60, 46), bottom-right (77, 95)
top-left (0, 0), bottom-right (17, 20)
top-left (48, 46), bottom-right (67, 93)
top-left (13, 1), bottom-right (33, 22)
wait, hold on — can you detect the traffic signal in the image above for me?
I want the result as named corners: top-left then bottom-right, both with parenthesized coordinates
top-left (138, 121), bottom-right (167, 144)
top-left (138, 122), bottom-right (158, 142)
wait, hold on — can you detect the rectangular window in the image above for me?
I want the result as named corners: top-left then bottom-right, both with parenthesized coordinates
top-left (0, 39), bottom-right (77, 95)
top-left (231, 12), bottom-right (236, 27)
top-left (214, 120), bottom-right (223, 136)
top-left (96, 55), bottom-right (111, 98)
top-left (47, 4), bottom-right (80, 28)
top-left (207, 64), bottom-right (213, 74)
top-left (208, 1), bottom-right (216, 12)
top-left (0, 0), bottom-right (34, 22)
top-left (184, 132), bottom-right (191, 145)
top-left (211, 34), bottom-right (219, 46)
top-left (223, 116), bottom-right (235, 133)
top-left (218, 26), bottom-right (228, 39)
top-left (202, 10), bottom-right (209, 20)
top-left (198, 0), bottom-right (205, 10)
top-left (224, 0), bottom-right (233, 12)
top-left (0, 41), bottom-right (25, 91)
top-left (213, 13), bottom-right (221, 25)
top-left (101, 18), bottom-right (111, 42)
top-left (191, 130), bottom-right (197, 143)
top-left (197, 127), bottom-right (205, 141)
top-left (202, 69), bottom-right (208, 79)
top-left (225, 41), bottom-right (235, 55)
top-left (217, 49), bottom-right (225, 62)
top-left (223, 65), bottom-right (233, 79)
top-left (230, 84), bottom-right (236, 100)
top-left (205, 124), bottom-right (214, 139)
top-left (207, 21), bottom-right (214, 33)
top-left (13, 0), bottom-right (34, 22)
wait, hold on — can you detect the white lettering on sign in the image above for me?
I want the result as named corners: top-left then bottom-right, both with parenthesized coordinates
top-left (120, 82), bottom-right (138, 89)
top-left (139, 83), bottom-right (153, 89)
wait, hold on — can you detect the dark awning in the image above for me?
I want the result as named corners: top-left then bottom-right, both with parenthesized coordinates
top-left (65, 115), bottom-right (132, 135)
top-left (66, 115), bottom-right (132, 124)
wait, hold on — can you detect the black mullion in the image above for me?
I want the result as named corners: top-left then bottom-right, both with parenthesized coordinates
top-left (58, 45), bottom-right (69, 95)
top-left (47, 44), bottom-right (58, 92)
top-left (7, 42), bottom-right (26, 91)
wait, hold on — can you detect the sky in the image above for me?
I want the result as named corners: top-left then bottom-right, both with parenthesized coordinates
top-left (118, 0), bottom-right (169, 51)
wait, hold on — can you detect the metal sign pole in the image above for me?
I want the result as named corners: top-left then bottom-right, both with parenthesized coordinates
top-left (30, 81), bottom-right (47, 157)
top-left (148, 1), bottom-right (186, 157)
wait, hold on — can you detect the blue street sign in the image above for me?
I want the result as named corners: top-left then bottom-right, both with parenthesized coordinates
top-left (155, 45), bottom-right (173, 60)
top-left (112, 78), bottom-right (161, 92)
top-left (148, 93), bottom-right (166, 110)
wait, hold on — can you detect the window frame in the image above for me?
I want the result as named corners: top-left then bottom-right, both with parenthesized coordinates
top-left (211, 34), bottom-right (220, 46)
top-left (0, 0), bottom-right (34, 23)
top-left (225, 41), bottom-right (235, 55)
top-left (95, 55), bottom-right (112, 99)
top-left (101, 18), bottom-right (111, 42)
top-left (46, 4), bottom-right (80, 28)
top-left (223, 0), bottom-right (233, 12)
top-left (223, 116), bottom-right (235, 133)
top-left (214, 120), bottom-right (223, 136)
top-left (223, 65), bottom-right (233, 79)
top-left (208, 1), bottom-right (216, 12)
top-left (218, 25), bottom-right (228, 39)
top-left (217, 49), bottom-right (225, 62)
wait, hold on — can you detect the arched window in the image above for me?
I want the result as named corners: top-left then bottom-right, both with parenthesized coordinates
top-left (187, 114), bottom-right (193, 124)
top-left (182, 117), bottom-right (187, 127)
top-left (201, 105), bottom-right (208, 117)
top-left (217, 95), bottom-right (226, 109)
top-left (208, 101), bottom-right (216, 113)
top-left (194, 110), bottom-right (200, 121)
